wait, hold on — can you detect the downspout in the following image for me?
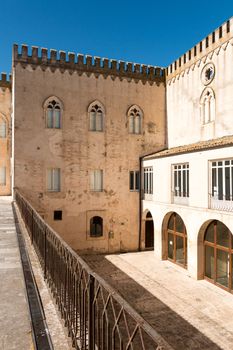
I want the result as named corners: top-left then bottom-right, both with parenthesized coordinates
top-left (138, 156), bottom-right (142, 251)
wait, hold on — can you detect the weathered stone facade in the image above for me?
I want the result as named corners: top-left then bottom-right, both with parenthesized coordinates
top-left (0, 74), bottom-right (11, 196)
top-left (12, 45), bottom-right (166, 252)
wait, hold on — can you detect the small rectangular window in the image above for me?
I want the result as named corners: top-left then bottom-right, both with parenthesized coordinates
top-left (206, 36), bottom-right (209, 48)
top-left (227, 20), bottom-right (230, 33)
top-left (47, 168), bottom-right (61, 192)
top-left (90, 170), bottom-right (103, 191)
top-left (54, 210), bottom-right (62, 220)
top-left (0, 167), bottom-right (6, 185)
top-left (200, 41), bottom-right (202, 52)
top-left (129, 171), bottom-right (140, 191)
top-left (194, 46), bottom-right (197, 57)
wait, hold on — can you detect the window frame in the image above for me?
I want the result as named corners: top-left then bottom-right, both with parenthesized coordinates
top-left (129, 170), bottom-right (140, 191)
top-left (200, 87), bottom-right (215, 125)
top-left (90, 169), bottom-right (103, 192)
top-left (90, 216), bottom-right (103, 237)
top-left (44, 96), bottom-right (63, 130)
top-left (128, 105), bottom-right (143, 135)
top-left (47, 168), bottom-right (61, 192)
top-left (210, 158), bottom-right (233, 203)
top-left (143, 167), bottom-right (153, 195)
top-left (88, 100), bottom-right (105, 132)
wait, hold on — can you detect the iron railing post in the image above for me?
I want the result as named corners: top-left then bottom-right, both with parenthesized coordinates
top-left (44, 227), bottom-right (47, 279)
top-left (31, 210), bottom-right (34, 244)
top-left (88, 274), bottom-right (95, 350)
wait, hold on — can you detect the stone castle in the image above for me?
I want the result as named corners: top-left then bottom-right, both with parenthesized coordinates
top-left (2, 17), bottom-right (233, 295)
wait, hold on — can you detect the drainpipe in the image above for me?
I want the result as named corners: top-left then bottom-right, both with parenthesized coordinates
top-left (138, 156), bottom-right (142, 251)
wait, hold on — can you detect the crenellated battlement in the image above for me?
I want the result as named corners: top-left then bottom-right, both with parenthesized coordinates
top-left (166, 16), bottom-right (233, 79)
top-left (0, 73), bottom-right (11, 88)
top-left (13, 44), bottom-right (165, 84)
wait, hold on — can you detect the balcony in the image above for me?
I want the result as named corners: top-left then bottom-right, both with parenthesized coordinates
top-left (172, 191), bottom-right (189, 206)
top-left (210, 194), bottom-right (233, 212)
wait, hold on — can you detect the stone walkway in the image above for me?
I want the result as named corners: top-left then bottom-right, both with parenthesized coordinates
top-left (83, 251), bottom-right (233, 350)
top-left (0, 197), bottom-right (33, 350)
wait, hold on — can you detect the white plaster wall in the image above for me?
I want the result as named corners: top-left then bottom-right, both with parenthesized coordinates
top-left (142, 145), bottom-right (233, 279)
top-left (167, 33), bottom-right (233, 148)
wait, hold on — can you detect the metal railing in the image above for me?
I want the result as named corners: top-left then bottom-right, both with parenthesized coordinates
top-left (15, 190), bottom-right (172, 350)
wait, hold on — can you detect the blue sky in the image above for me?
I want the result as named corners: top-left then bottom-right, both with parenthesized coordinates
top-left (0, 0), bottom-right (232, 74)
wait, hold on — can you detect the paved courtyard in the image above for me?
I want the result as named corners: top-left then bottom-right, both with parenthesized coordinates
top-left (83, 251), bottom-right (233, 350)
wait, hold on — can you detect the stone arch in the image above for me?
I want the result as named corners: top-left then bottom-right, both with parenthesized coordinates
top-left (161, 211), bottom-right (187, 268)
top-left (161, 211), bottom-right (174, 260)
top-left (198, 219), bottom-right (233, 292)
top-left (197, 219), bottom-right (213, 279)
top-left (141, 209), bottom-right (154, 250)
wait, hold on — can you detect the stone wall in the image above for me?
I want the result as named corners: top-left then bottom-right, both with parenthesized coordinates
top-left (0, 73), bottom-right (11, 195)
top-left (13, 46), bottom-right (166, 253)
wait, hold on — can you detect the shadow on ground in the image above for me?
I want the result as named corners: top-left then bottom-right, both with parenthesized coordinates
top-left (81, 254), bottom-right (222, 350)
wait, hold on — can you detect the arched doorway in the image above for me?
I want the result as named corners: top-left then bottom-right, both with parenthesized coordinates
top-left (166, 212), bottom-right (187, 268)
top-left (204, 220), bottom-right (233, 291)
top-left (145, 211), bottom-right (154, 249)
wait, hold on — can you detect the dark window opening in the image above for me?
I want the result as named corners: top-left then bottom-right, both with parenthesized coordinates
top-left (54, 210), bottom-right (62, 220)
top-left (200, 41), bottom-right (202, 52)
top-left (227, 20), bottom-right (230, 33)
top-left (194, 46), bottom-right (197, 56)
top-left (206, 36), bottom-right (209, 48)
top-left (129, 171), bottom-right (140, 191)
top-left (90, 216), bottom-right (103, 237)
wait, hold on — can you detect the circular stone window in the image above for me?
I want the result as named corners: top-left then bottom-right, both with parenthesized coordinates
top-left (201, 63), bottom-right (215, 85)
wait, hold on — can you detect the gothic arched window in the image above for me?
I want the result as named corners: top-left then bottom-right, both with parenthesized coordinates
top-left (90, 216), bottom-right (103, 237)
top-left (88, 101), bottom-right (104, 131)
top-left (128, 105), bottom-right (143, 134)
top-left (44, 97), bottom-right (62, 129)
top-left (200, 88), bottom-right (215, 125)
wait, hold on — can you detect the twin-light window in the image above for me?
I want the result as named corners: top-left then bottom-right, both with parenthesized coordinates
top-left (45, 97), bottom-right (143, 134)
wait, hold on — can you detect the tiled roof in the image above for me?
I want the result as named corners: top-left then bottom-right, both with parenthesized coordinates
top-left (144, 135), bottom-right (233, 160)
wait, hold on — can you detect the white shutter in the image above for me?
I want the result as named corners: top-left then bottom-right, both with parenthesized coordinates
top-left (0, 167), bottom-right (6, 185)
top-left (129, 115), bottom-right (134, 133)
top-left (96, 112), bottom-right (103, 131)
top-left (47, 109), bottom-right (53, 128)
top-left (90, 112), bottom-right (96, 131)
top-left (0, 120), bottom-right (6, 138)
top-left (53, 169), bottom-right (61, 191)
top-left (47, 169), bottom-right (52, 190)
top-left (54, 109), bottom-right (61, 128)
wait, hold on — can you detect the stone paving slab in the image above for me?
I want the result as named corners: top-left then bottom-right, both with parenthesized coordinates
top-left (0, 197), bottom-right (33, 350)
top-left (82, 251), bottom-right (233, 350)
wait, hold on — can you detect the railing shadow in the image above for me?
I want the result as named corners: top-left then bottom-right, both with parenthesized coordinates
top-left (14, 190), bottom-right (172, 350)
